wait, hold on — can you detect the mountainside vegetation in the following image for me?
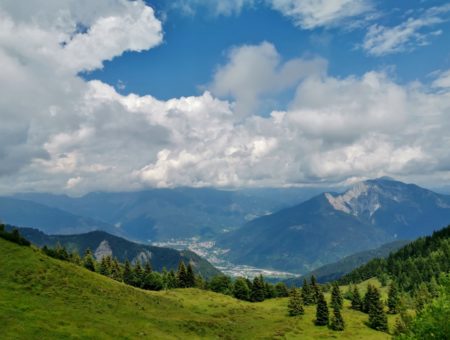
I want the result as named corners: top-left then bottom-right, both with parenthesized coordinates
top-left (8, 226), bottom-right (221, 279)
top-left (338, 225), bottom-right (450, 292)
top-left (0, 237), bottom-right (397, 339)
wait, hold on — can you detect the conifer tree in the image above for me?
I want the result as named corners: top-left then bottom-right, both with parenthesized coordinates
top-left (186, 262), bottom-right (196, 288)
top-left (250, 275), bottom-right (266, 302)
top-left (275, 282), bottom-right (289, 298)
top-left (288, 288), bottom-right (304, 316)
top-left (368, 287), bottom-right (388, 332)
top-left (111, 258), bottom-right (122, 281)
top-left (133, 261), bottom-right (143, 287)
top-left (70, 251), bottom-right (82, 266)
top-left (166, 270), bottom-right (178, 289)
top-left (428, 276), bottom-right (439, 298)
top-left (351, 286), bottom-right (363, 311)
top-left (123, 259), bottom-right (134, 285)
top-left (233, 277), bottom-right (250, 301)
top-left (302, 278), bottom-right (314, 305)
top-left (363, 284), bottom-right (377, 313)
top-left (311, 275), bottom-right (320, 303)
top-left (315, 291), bottom-right (329, 326)
top-left (331, 282), bottom-right (343, 310)
top-left (414, 282), bottom-right (431, 312)
top-left (387, 281), bottom-right (400, 314)
top-left (195, 274), bottom-right (206, 289)
top-left (99, 256), bottom-right (111, 276)
top-left (83, 248), bottom-right (96, 272)
top-left (264, 282), bottom-right (276, 299)
top-left (177, 261), bottom-right (188, 288)
top-left (144, 261), bottom-right (152, 275)
top-left (330, 305), bottom-right (345, 331)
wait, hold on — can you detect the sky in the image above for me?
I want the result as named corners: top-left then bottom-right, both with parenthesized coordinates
top-left (0, 0), bottom-right (450, 195)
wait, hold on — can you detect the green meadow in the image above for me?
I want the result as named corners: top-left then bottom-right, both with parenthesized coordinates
top-left (0, 238), bottom-right (394, 339)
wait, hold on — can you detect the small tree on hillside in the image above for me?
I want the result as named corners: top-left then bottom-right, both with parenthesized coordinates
top-left (315, 291), bottom-right (329, 326)
top-left (233, 277), bottom-right (250, 301)
top-left (83, 248), bottom-right (96, 272)
top-left (368, 287), bottom-right (388, 332)
top-left (251, 275), bottom-right (266, 302)
top-left (288, 288), bottom-right (304, 316)
top-left (351, 286), bottom-right (363, 311)
top-left (275, 282), bottom-right (289, 298)
top-left (186, 262), bottom-right (196, 288)
top-left (387, 281), bottom-right (400, 314)
top-left (331, 282), bottom-right (343, 310)
top-left (302, 278), bottom-right (314, 305)
top-left (363, 284), bottom-right (377, 313)
top-left (123, 259), bottom-right (134, 285)
top-left (177, 261), bottom-right (188, 288)
top-left (311, 275), bottom-right (320, 303)
top-left (330, 305), bottom-right (345, 331)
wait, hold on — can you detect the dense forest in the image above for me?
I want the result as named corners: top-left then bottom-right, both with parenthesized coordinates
top-left (338, 225), bottom-right (450, 292)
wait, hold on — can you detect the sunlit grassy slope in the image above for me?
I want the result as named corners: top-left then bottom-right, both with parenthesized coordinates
top-left (0, 239), bottom-right (395, 339)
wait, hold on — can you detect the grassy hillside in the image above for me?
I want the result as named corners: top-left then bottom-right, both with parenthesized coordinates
top-left (0, 238), bottom-right (394, 339)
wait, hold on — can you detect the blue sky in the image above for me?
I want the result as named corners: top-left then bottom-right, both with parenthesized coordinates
top-left (1, 0), bottom-right (450, 194)
top-left (84, 0), bottom-right (450, 102)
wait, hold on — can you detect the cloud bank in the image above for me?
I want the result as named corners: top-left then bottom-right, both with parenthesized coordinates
top-left (0, 1), bottom-right (450, 195)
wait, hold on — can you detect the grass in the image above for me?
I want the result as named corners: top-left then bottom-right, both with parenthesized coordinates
top-left (0, 239), bottom-right (394, 339)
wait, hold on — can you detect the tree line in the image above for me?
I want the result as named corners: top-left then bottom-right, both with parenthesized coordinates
top-left (41, 242), bottom-right (291, 302)
top-left (0, 224), bottom-right (30, 246)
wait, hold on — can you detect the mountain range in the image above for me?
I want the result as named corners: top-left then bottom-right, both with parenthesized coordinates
top-left (218, 178), bottom-right (450, 273)
top-left (10, 187), bottom-right (320, 241)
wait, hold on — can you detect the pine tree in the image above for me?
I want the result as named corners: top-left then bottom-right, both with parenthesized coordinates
top-left (233, 277), bottom-right (250, 301)
top-left (363, 284), bottom-right (377, 313)
top-left (177, 261), bottom-right (188, 288)
top-left (387, 281), bottom-right (400, 314)
top-left (166, 270), bottom-right (178, 289)
top-left (275, 282), bottom-right (289, 298)
top-left (111, 258), bottom-right (122, 281)
top-left (264, 282), bottom-right (276, 299)
top-left (351, 286), bottom-right (363, 311)
top-left (288, 288), bottom-right (304, 316)
top-left (99, 256), bottom-right (111, 276)
top-left (311, 275), bottom-right (320, 303)
top-left (83, 249), bottom-right (96, 272)
top-left (123, 259), bottom-right (134, 285)
top-left (428, 276), bottom-right (439, 298)
top-left (144, 261), bottom-right (152, 275)
top-left (330, 305), bottom-right (345, 331)
top-left (331, 282), bottom-right (343, 310)
top-left (368, 287), bottom-right (388, 332)
top-left (302, 278), bottom-right (314, 305)
top-left (133, 261), bottom-right (143, 287)
top-left (315, 291), bottom-right (329, 326)
top-left (186, 262), bottom-right (196, 288)
top-left (414, 282), bottom-right (431, 312)
top-left (250, 275), bottom-right (266, 302)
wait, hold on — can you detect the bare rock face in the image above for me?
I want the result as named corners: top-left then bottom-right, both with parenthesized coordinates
top-left (94, 240), bottom-right (113, 261)
top-left (133, 250), bottom-right (152, 265)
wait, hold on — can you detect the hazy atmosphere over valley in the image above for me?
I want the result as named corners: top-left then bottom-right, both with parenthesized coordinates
top-left (1, 1), bottom-right (450, 339)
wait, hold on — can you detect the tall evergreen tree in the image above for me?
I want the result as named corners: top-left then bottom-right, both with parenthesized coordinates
top-left (186, 262), bottom-right (196, 288)
top-left (99, 256), bottom-right (111, 276)
top-left (387, 281), bottom-right (400, 314)
top-left (288, 288), bottom-right (304, 316)
top-left (123, 259), bottom-right (134, 285)
top-left (166, 270), bottom-right (178, 289)
top-left (368, 287), bottom-right (388, 332)
top-left (250, 275), bottom-right (266, 302)
top-left (177, 261), bottom-right (188, 288)
top-left (330, 305), bottom-right (345, 331)
top-left (111, 258), bottom-right (122, 281)
top-left (363, 284), bottom-right (377, 313)
top-left (233, 277), bottom-right (250, 301)
top-left (83, 248), bottom-right (96, 272)
top-left (302, 278), bottom-right (314, 305)
top-left (315, 291), bottom-right (329, 326)
top-left (351, 286), bottom-right (363, 311)
top-left (331, 282), bottom-right (343, 310)
top-left (144, 261), bottom-right (152, 275)
top-left (275, 282), bottom-right (289, 298)
top-left (311, 275), bottom-right (321, 303)
top-left (133, 261), bottom-right (143, 287)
